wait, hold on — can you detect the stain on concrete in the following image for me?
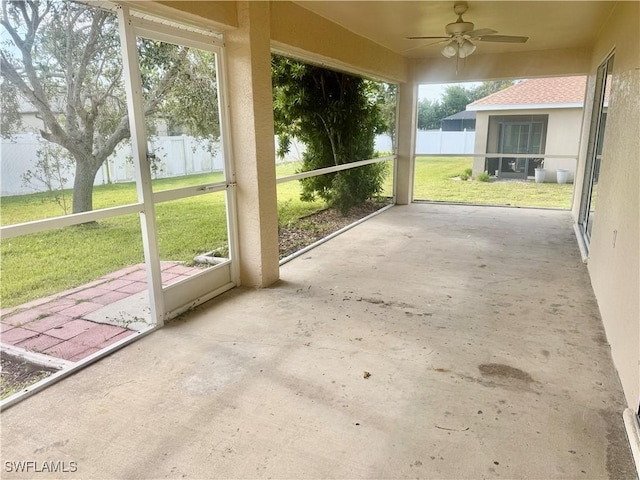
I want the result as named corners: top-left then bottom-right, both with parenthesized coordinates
top-left (478, 363), bottom-right (534, 383)
top-left (599, 409), bottom-right (638, 479)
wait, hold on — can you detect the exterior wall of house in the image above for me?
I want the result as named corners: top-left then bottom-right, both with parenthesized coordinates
top-left (573, 1), bottom-right (640, 409)
top-left (472, 108), bottom-right (582, 182)
top-left (269, 1), bottom-right (408, 84)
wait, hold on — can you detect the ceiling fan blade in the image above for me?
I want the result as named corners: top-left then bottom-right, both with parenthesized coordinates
top-left (478, 35), bottom-right (529, 43)
top-left (402, 38), bottom-right (451, 53)
top-left (406, 36), bottom-right (451, 40)
top-left (467, 28), bottom-right (497, 37)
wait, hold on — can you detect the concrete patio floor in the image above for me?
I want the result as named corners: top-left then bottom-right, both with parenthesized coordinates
top-left (0, 203), bottom-right (635, 479)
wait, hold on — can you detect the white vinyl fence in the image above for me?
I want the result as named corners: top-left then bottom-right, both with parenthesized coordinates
top-left (415, 129), bottom-right (475, 155)
top-left (1, 130), bottom-right (475, 196)
top-left (1, 134), bottom-right (225, 196)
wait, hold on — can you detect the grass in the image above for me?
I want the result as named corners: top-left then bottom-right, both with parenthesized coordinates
top-left (0, 165), bottom-right (340, 307)
top-left (413, 157), bottom-right (575, 209)
top-left (1, 157), bottom-right (570, 308)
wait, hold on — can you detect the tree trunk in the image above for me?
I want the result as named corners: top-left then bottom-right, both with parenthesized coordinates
top-left (72, 159), bottom-right (101, 214)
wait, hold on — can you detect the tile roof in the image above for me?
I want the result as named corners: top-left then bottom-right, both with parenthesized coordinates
top-left (468, 76), bottom-right (587, 108)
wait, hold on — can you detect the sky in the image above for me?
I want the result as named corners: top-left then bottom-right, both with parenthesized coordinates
top-left (419, 82), bottom-right (481, 102)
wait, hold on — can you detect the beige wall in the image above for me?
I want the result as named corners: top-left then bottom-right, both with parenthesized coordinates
top-left (572, 1), bottom-right (640, 409)
top-left (270, 2), bottom-right (408, 84)
top-left (472, 108), bottom-right (582, 182)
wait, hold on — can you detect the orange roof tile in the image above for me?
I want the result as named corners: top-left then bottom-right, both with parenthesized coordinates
top-left (468, 76), bottom-right (587, 108)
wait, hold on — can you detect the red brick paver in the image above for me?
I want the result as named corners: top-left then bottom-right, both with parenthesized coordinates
top-left (57, 302), bottom-right (104, 318)
top-left (2, 327), bottom-right (40, 343)
top-left (17, 333), bottom-right (64, 352)
top-left (45, 319), bottom-right (97, 340)
top-left (0, 261), bottom-right (188, 364)
top-left (21, 314), bottom-right (74, 333)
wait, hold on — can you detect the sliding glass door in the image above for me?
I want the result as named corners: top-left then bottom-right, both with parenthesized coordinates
top-left (579, 53), bottom-right (614, 246)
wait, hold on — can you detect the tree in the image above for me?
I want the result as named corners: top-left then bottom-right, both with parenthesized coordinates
top-left (438, 85), bottom-right (472, 119)
top-left (1, 0), bottom-right (219, 214)
top-left (418, 98), bottom-right (443, 130)
top-left (374, 82), bottom-right (397, 153)
top-left (417, 80), bottom-right (514, 130)
top-left (272, 55), bottom-right (388, 213)
top-left (468, 80), bottom-right (514, 102)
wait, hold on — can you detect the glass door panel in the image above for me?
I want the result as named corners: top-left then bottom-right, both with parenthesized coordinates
top-left (580, 54), bottom-right (614, 245)
top-left (499, 123), bottom-right (530, 179)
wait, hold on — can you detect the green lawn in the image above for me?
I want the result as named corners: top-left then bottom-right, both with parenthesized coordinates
top-left (1, 157), bottom-right (570, 308)
top-left (0, 166), bottom-right (339, 308)
top-left (413, 157), bottom-right (575, 208)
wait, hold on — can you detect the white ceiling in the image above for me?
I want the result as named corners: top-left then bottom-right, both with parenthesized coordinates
top-left (294, 1), bottom-right (617, 59)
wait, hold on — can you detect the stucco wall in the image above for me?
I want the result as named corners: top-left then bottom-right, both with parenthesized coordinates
top-left (269, 2), bottom-right (408, 83)
top-left (472, 108), bottom-right (581, 182)
top-left (573, 1), bottom-right (640, 409)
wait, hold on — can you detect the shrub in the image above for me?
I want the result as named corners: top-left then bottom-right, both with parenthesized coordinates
top-left (476, 172), bottom-right (491, 182)
top-left (272, 55), bottom-right (390, 214)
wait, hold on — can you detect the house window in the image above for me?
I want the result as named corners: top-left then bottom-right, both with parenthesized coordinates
top-left (485, 115), bottom-right (548, 179)
top-left (579, 53), bottom-right (614, 246)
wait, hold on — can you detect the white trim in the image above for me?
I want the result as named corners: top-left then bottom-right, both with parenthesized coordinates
top-left (164, 281), bottom-right (235, 320)
top-left (624, 409), bottom-right (640, 477)
top-left (130, 16), bottom-right (223, 51)
top-left (276, 156), bottom-right (395, 184)
top-left (573, 223), bottom-right (589, 263)
top-left (152, 182), bottom-right (227, 204)
top-left (467, 103), bottom-right (583, 111)
top-left (1, 343), bottom-right (73, 371)
top-left (414, 153), bottom-right (577, 159)
top-left (216, 39), bottom-right (241, 287)
top-left (0, 203), bottom-right (142, 240)
top-left (118, 4), bottom-right (166, 326)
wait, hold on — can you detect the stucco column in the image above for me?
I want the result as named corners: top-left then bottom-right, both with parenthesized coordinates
top-left (395, 82), bottom-right (418, 205)
top-left (225, 1), bottom-right (279, 287)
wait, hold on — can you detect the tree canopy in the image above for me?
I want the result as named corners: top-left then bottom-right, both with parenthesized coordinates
top-left (1, 0), bottom-right (219, 214)
top-left (272, 55), bottom-right (391, 213)
top-left (417, 80), bottom-right (513, 130)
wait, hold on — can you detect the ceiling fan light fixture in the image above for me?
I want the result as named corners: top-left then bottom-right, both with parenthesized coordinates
top-left (441, 43), bottom-right (458, 58)
top-left (458, 39), bottom-right (476, 58)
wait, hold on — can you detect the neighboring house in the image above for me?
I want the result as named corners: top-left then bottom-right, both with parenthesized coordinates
top-left (440, 110), bottom-right (476, 131)
top-left (467, 76), bottom-right (587, 182)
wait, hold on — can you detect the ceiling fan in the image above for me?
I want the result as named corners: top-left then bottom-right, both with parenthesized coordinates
top-left (407, 1), bottom-right (529, 59)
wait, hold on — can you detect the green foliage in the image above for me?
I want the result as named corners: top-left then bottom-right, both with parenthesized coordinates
top-left (272, 55), bottom-right (389, 213)
top-left (21, 141), bottom-right (73, 214)
top-left (476, 172), bottom-right (491, 182)
top-left (459, 168), bottom-right (473, 181)
top-left (1, 0), bottom-right (220, 214)
top-left (418, 81), bottom-right (514, 130)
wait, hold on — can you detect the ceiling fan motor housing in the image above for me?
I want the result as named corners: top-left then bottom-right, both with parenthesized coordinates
top-left (445, 20), bottom-right (474, 36)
